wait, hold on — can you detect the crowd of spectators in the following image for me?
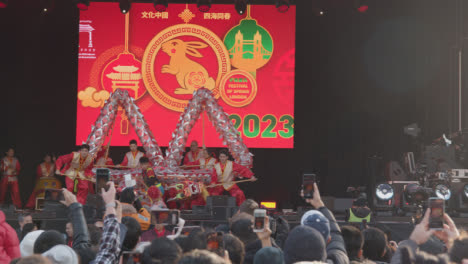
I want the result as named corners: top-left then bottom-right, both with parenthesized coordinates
top-left (0, 182), bottom-right (468, 264)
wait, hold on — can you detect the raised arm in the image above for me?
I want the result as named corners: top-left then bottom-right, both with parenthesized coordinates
top-left (120, 155), bottom-right (129, 167)
top-left (55, 153), bottom-right (74, 173)
top-left (232, 162), bottom-right (254, 179)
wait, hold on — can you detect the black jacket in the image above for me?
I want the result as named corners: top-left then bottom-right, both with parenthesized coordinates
top-left (243, 238), bottom-right (280, 264)
top-left (69, 203), bottom-right (96, 264)
top-left (318, 207), bottom-right (349, 264)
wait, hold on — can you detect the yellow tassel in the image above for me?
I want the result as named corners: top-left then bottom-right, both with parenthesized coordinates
top-left (201, 185), bottom-right (209, 201)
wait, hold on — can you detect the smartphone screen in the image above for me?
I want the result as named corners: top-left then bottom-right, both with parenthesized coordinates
top-left (428, 198), bottom-right (444, 229)
top-left (151, 210), bottom-right (179, 225)
top-left (96, 168), bottom-right (110, 194)
top-left (206, 232), bottom-right (224, 257)
top-left (44, 188), bottom-right (64, 202)
top-left (121, 251), bottom-right (141, 263)
top-left (253, 209), bottom-right (266, 232)
top-left (303, 173), bottom-right (316, 199)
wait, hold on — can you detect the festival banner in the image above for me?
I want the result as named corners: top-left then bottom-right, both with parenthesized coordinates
top-left (77, 2), bottom-right (295, 148)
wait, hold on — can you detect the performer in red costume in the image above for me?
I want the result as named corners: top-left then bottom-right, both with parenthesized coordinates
top-left (120, 139), bottom-right (145, 168)
top-left (55, 144), bottom-right (94, 204)
top-left (183, 140), bottom-right (201, 165)
top-left (186, 149), bottom-right (217, 170)
top-left (208, 150), bottom-right (256, 206)
top-left (0, 148), bottom-right (22, 208)
top-left (25, 154), bottom-right (58, 209)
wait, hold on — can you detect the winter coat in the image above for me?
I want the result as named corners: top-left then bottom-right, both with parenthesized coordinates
top-left (0, 210), bottom-right (20, 263)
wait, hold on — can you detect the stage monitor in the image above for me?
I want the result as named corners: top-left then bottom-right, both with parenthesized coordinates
top-left (76, 3), bottom-right (295, 148)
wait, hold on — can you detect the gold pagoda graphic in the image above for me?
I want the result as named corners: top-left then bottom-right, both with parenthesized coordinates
top-left (224, 5), bottom-right (273, 77)
top-left (106, 65), bottom-right (143, 98)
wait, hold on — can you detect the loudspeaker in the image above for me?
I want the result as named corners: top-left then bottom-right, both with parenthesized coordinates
top-left (211, 206), bottom-right (238, 220)
top-left (206, 196), bottom-right (236, 207)
top-left (41, 202), bottom-right (69, 232)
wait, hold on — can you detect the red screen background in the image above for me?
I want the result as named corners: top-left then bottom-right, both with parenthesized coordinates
top-left (76, 3), bottom-right (295, 148)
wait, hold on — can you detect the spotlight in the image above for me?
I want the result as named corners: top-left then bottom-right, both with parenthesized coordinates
top-left (197, 0), bottom-right (211, 12)
top-left (234, 0), bottom-right (247, 15)
top-left (153, 0), bottom-right (167, 12)
top-left (464, 184), bottom-right (468, 199)
top-left (276, 0), bottom-right (289, 13)
top-left (119, 0), bottom-right (131, 14)
top-left (0, 0), bottom-right (8, 8)
top-left (355, 0), bottom-right (369, 13)
top-left (375, 184), bottom-right (394, 201)
top-left (405, 183), bottom-right (429, 205)
top-left (76, 0), bottom-right (89, 11)
top-left (41, 0), bottom-right (54, 13)
top-left (435, 184), bottom-right (451, 200)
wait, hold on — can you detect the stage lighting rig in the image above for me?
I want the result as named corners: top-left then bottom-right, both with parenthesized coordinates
top-left (0, 0), bottom-right (8, 8)
top-left (235, 0), bottom-right (248, 15)
top-left (354, 0), bottom-right (369, 13)
top-left (375, 184), bottom-right (394, 201)
top-left (76, 0), bottom-right (89, 11)
top-left (41, 0), bottom-right (54, 13)
top-left (276, 0), bottom-right (289, 13)
top-left (153, 0), bottom-right (167, 12)
top-left (404, 183), bottom-right (430, 205)
top-left (373, 183), bottom-right (395, 216)
top-left (119, 0), bottom-right (131, 14)
top-left (434, 184), bottom-right (452, 201)
top-left (197, 0), bottom-right (211, 12)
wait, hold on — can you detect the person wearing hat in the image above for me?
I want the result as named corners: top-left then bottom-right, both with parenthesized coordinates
top-left (300, 183), bottom-right (348, 264)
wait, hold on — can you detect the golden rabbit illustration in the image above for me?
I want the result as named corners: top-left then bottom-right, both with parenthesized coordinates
top-left (161, 39), bottom-right (216, 95)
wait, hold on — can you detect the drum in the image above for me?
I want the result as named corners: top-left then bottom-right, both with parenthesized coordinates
top-left (35, 177), bottom-right (62, 198)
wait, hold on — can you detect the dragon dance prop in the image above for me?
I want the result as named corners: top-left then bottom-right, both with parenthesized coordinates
top-left (85, 88), bottom-right (254, 203)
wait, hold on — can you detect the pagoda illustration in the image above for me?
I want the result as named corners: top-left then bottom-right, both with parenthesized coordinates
top-left (106, 65), bottom-right (143, 98)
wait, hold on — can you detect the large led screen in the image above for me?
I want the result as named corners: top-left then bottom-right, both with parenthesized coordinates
top-left (77, 3), bottom-right (295, 148)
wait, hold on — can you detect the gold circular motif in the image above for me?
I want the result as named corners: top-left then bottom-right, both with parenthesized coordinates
top-left (142, 24), bottom-right (231, 112)
top-left (219, 70), bottom-right (257, 108)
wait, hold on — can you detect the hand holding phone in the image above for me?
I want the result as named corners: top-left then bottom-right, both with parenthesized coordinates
top-left (428, 198), bottom-right (444, 230)
top-left (44, 188), bottom-right (65, 202)
top-left (96, 168), bottom-right (110, 194)
top-left (151, 210), bottom-right (180, 225)
top-left (253, 209), bottom-right (267, 233)
top-left (302, 174), bottom-right (316, 199)
top-left (206, 232), bottom-right (224, 257)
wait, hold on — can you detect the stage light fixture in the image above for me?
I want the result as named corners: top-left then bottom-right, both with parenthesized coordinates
top-left (235, 0), bottom-right (247, 15)
top-left (276, 0), bottom-right (289, 13)
top-left (197, 0), bottom-right (211, 12)
top-left (355, 0), bottom-right (369, 13)
top-left (405, 183), bottom-right (429, 204)
top-left (76, 0), bottom-right (89, 11)
top-left (375, 184), bottom-right (394, 201)
top-left (0, 0), bottom-right (8, 8)
top-left (41, 0), bottom-right (54, 13)
top-left (153, 0), bottom-right (168, 12)
top-left (435, 184), bottom-right (451, 200)
top-left (119, 0), bottom-right (131, 14)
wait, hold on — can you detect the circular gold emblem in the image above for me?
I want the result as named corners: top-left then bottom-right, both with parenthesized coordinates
top-left (142, 24), bottom-right (231, 112)
top-left (219, 70), bottom-right (257, 107)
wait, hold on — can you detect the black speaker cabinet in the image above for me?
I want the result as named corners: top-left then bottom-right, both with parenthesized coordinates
top-left (206, 196), bottom-right (236, 207)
